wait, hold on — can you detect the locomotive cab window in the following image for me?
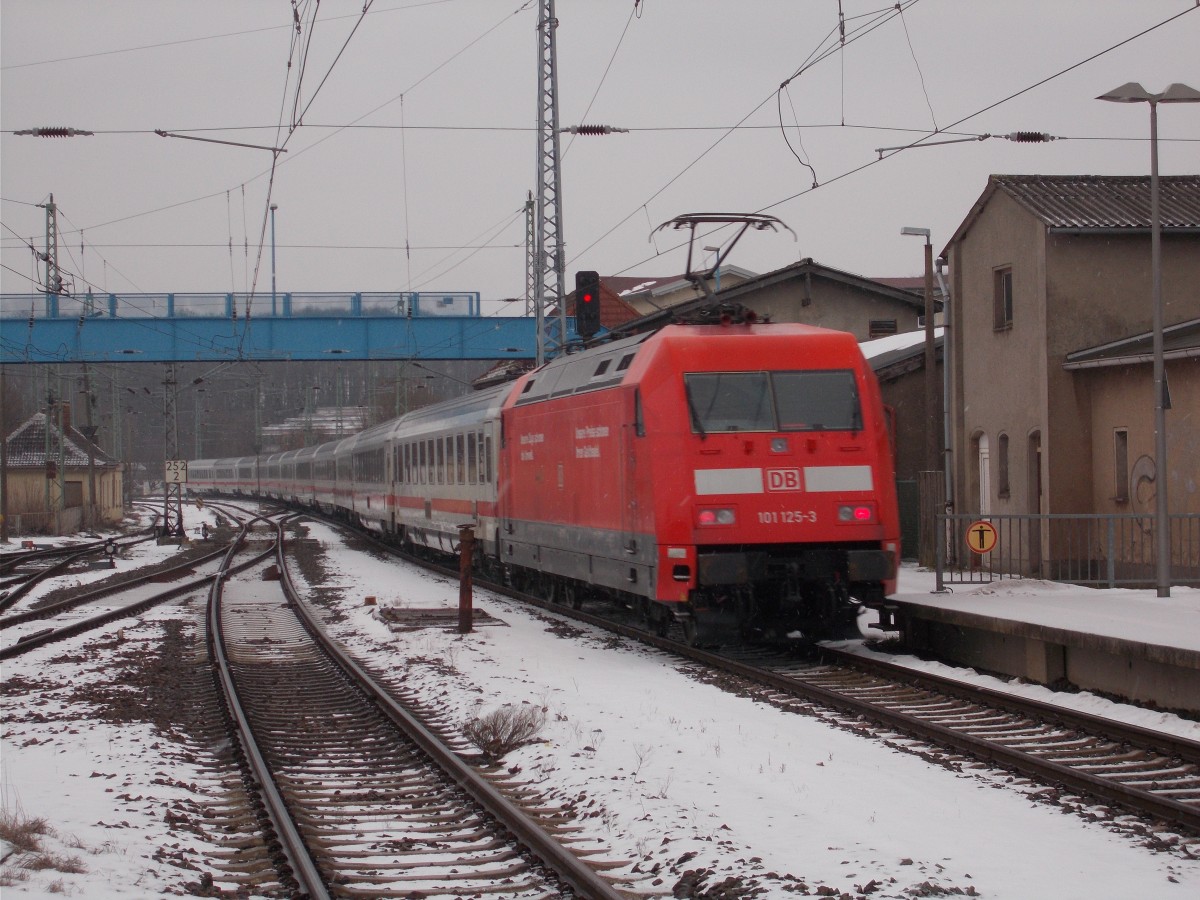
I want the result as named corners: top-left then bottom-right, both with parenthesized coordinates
top-left (685, 372), bottom-right (774, 432)
top-left (773, 370), bottom-right (861, 432)
top-left (686, 370), bottom-right (862, 434)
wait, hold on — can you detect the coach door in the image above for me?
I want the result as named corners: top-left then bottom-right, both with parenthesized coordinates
top-left (619, 389), bottom-right (642, 579)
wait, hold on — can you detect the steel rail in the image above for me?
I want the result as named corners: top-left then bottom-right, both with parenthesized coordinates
top-left (397, 541), bottom-right (1200, 834)
top-left (0, 526), bottom-right (270, 661)
top-left (283, 509), bottom-right (1200, 836)
top-left (818, 645), bottom-right (1200, 764)
top-left (0, 541), bottom-right (232, 629)
top-left (0, 528), bottom-right (157, 576)
top-left (275, 522), bottom-right (627, 900)
top-left (206, 517), bottom-right (331, 900)
top-left (0, 547), bottom-right (95, 612)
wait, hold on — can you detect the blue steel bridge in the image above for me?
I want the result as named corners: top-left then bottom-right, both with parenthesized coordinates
top-left (0, 291), bottom-right (547, 364)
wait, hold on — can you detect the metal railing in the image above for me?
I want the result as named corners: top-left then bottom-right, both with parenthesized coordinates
top-left (935, 512), bottom-right (1200, 591)
top-left (0, 291), bottom-right (482, 320)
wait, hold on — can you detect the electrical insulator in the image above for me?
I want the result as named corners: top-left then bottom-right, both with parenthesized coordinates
top-left (1005, 132), bottom-right (1056, 143)
top-left (18, 127), bottom-right (94, 137)
top-left (563, 124), bottom-right (628, 135)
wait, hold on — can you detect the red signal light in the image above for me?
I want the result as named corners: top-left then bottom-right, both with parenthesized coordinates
top-left (574, 270), bottom-right (602, 338)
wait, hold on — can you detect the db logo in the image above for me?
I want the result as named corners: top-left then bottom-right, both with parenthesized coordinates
top-left (766, 468), bottom-right (802, 492)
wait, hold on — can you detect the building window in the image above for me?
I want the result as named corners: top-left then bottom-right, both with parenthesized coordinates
top-left (997, 433), bottom-right (1010, 499)
top-left (1114, 429), bottom-right (1129, 503)
top-left (869, 319), bottom-right (898, 339)
top-left (993, 267), bottom-right (1013, 330)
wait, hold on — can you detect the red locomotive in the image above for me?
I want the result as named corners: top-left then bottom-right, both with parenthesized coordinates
top-left (498, 321), bottom-right (899, 641)
top-left (191, 320), bottom-right (900, 641)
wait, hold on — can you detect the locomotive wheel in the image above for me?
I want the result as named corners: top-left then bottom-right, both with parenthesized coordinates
top-left (562, 582), bottom-right (581, 610)
top-left (681, 618), bottom-right (698, 646)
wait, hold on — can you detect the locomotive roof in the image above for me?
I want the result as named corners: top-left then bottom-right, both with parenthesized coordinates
top-left (513, 331), bottom-right (653, 406)
top-left (512, 323), bottom-right (858, 407)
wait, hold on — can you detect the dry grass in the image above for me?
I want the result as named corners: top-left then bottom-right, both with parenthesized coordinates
top-left (0, 808), bottom-right (49, 854)
top-left (0, 808), bottom-right (87, 883)
top-left (463, 704), bottom-right (546, 761)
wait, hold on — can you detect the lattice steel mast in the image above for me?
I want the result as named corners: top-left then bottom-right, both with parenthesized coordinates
top-left (533, 0), bottom-right (567, 365)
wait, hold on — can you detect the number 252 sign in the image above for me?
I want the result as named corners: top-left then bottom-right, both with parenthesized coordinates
top-left (165, 460), bottom-right (189, 484)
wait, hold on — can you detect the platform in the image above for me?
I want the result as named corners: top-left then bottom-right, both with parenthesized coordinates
top-left (885, 566), bottom-right (1200, 715)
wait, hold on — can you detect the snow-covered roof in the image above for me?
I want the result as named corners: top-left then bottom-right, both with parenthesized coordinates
top-left (3, 411), bottom-right (118, 468)
top-left (859, 327), bottom-right (943, 361)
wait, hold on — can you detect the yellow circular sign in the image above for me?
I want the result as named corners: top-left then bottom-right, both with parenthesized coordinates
top-left (965, 520), bottom-right (998, 554)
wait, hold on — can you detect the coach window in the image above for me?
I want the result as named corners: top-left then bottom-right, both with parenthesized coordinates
top-left (437, 438), bottom-right (445, 484)
top-left (454, 433), bottom-right (464, 484)
top-left (467, 432), bottom-right (478, 484)
top-left (485, 434), bottom-right (493, 483)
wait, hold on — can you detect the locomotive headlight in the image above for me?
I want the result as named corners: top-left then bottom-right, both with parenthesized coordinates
top-left (697, 507), bottom-right (736, 526)
top-left (837, 503), bottom-right (876, 523)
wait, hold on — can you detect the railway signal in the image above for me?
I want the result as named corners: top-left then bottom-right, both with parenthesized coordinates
top-left (574, 270), bottom-right (601, 339)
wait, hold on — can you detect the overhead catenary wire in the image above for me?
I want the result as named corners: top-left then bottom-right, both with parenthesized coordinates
top-left (4, 3), bottom-right (1196, 306)
top-left (574, 1), bottom-right (918, 266)
top-left (1, 0), bottom-right (538, 305)
top-left (588, 2), bottom-right (1197, 277)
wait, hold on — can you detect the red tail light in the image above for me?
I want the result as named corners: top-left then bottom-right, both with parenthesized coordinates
top-left (697, 508), bottom-right (736, 526)
top-left (837, 503), bottom-right (876, 523)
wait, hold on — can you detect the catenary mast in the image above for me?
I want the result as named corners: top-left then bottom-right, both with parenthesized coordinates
top-left (533, 0), bottom-right (566, 365)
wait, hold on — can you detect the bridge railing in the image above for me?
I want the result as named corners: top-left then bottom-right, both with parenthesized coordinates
top-left (0, 291), bottom-right (482, 320)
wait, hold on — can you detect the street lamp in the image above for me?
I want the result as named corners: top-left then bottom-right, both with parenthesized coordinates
top-left (901, 226), bottom-right (939, 474)
top-left (1097, 81), bottom-right (1200, 598)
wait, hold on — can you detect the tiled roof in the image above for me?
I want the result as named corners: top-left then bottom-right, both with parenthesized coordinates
top-left (993, 174), bottom-right (1200, 229)
top-left (4, 412), bottom-right (119, 469)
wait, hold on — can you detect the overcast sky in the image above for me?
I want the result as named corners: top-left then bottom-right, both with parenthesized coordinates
top-left (2, 1), bottom-right (1198, 308)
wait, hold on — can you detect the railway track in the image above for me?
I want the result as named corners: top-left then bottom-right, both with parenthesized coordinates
top-left (318, 515), bottom-right (1200, 839)
top-left (716, 643), bottom-right (1200, 834)
top-left (0, 531), bottom-right (157, 613)
top-left (207, 518), bottom-right (635, 898)
top-left (0, 516), bottom-right (256, 660)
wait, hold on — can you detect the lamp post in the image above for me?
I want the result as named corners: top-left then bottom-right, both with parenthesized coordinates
top-left (901, 226), bottom-right (939, 474)
top-left (1098, 82), bottom-right (1200, 598)
top-left (270, 204), bottom-right (279, 316)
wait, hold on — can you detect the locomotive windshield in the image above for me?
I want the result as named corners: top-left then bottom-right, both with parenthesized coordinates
top-left (686, 370), bottom-right (861, 433)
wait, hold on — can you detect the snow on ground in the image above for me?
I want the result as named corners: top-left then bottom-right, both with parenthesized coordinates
top-left (2, 511), bottom-right (1199, 898)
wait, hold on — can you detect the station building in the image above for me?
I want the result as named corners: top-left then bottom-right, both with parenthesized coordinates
top-left (2, 407), bottom-right (124, 534)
